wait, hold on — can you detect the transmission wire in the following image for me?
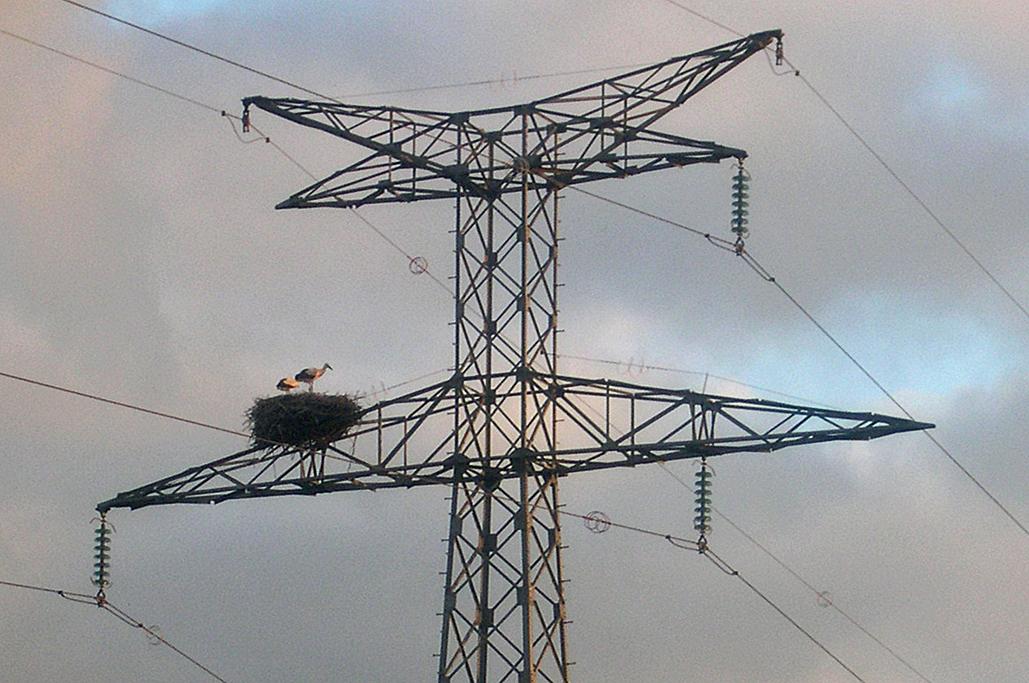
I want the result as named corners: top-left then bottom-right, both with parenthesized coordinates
top-left (571, 387), bottom-right (932, 681)
top-left (565, 511), bottom-right (866, 681)
top-left (657, 467), bottom-right (934, 682)
top-left (737, 251), bottom-right (1028, 536)
top-left (100, 601), bottom-right (230, 683)
top-left (0, 27), bottom-right (221, 113)
top-left (660, 0), bottom-right (744, 37)
top-left (557, 353), bottom-right (843, 409)
top-left (784, 58), bottom-right (1028, 322)
top-left (56, 0), bottom-right (337, 101)
top-left (0, 368), bottom-right (446, 453)
top-left (1, 579), bottom-right (229, 682)
top-left (55, 0), bottom-right (652, 104)
top-left (702, 548), bottom-right (866, 683)
top-left (656, 0), bottom-right (1029, 322)
top-left (715, 508), bottom-right (934, 682)
top-left (558, 178), bottom-right (1027, 536)
top-left (336, 62), bottom-right (653, 100)
top-left (0, 578), bottom-right (96, 603)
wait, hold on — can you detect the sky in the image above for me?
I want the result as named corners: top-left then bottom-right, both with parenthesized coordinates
top-left (0, 0), bottom-right (1026, 681)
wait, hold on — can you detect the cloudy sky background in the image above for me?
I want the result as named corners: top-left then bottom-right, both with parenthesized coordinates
top-left (1, 0), bottom-right (1026, 681)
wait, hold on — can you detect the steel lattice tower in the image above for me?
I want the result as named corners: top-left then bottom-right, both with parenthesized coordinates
top-left (99, 30), bottom-right (931, 683)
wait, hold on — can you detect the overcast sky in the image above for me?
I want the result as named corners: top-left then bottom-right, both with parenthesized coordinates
top-left (1, 1), bottom-right (1026, 681)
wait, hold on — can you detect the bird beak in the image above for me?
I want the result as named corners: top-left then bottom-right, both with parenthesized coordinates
top-left (326, 364), bottom-right (333, 371)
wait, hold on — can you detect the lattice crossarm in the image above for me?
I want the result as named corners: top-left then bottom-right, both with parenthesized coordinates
top-left (530, 30), bottom-right (781, 129)
top-left (540, 374), bottom-right (932, 472)
top-left (245, 96), bottom-right (497, 206)
top-left (96, 379), bottom-right (471, 510)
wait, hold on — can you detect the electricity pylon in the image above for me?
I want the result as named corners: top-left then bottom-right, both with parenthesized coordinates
top-left (98, 30), bottom-right (931, 682)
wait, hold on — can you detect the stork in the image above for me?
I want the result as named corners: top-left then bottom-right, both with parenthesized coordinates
top-left (294, 363), bottom-right (332, 392)
top-left (276, 377), bottom-right (300, 393)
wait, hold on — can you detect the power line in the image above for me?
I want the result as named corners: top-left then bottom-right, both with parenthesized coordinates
top-left (558, 353), bottom-right (843, 409)
top-left (564, 511), bottom-right (866, 682)
top-left (562, 178), bottom-right (1026, 535)
top-left (659, 0), bottom-right (744, 37)
top-left (783, 60), bottom-right (1029, 323)
top-left (0, 579), bottom-right (229, 682)
top-left (0, 370), bottom-right (258, 441)
top-left (0, 27), bottom-right (221, 114)
top-left (657, 467), bottom-right (935, 682)
top-left (336, 62), bottom-right (653, 100)
top-left (0, 578), bottom-right (96, 604)
top-left (703, 547), bottom-right (866, 683)
top-left (57, 0), bottom-right (652, 105)
top-left (0, 367), bottom-right (447, 451)
top-left (565, 184), bottom-right (737, 250)
top-left (348, 209), bottom-right (455, 296)
top-left (713, 507), bottom-right (934, 682)
top-left (736, 251), bottom-right (1028, 536)
top-left (570, 388), bottom-right (932, 680)
top-left (56, 0), bottom-right (336, 101)
top-left (561, 510), bottom-right (701, 548)
top-left (100, 600), bottom-right (230, 683)
top-left (656, 0), bottom-right (1029, 322)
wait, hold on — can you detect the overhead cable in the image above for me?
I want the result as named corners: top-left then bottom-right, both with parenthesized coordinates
top-left (563, 511), bottom-right (866, 682)
top-left (658, 0), bottom-right (1029, 322)
top-left (556, 353), bottom-right (842, 409)
top-left (56, 0), bottom-right (337, 101)
top-left (100, 600), bottom-right (230, 683)
top-left (0, 368), bottom-right (447, 449)
top-left (657, 467), bottom-right (934, 682)
top-left (660, 0), bottom-right (744, 37)
top-left (56, 0), bottom-right (652, 104)
top-left (737, 251), bottom-right (1027, 536)
top-left (0, 579), bottom-right (229, 682)
top-left (0, 27), bottom-right (221, 113)
top-left (702, 547), bottom-right (866, 682)
top-left (336, 62), bottom-right (653, 100)
top-left (570, 391), bottom-right (932, 681)
top-left (558, 181), bottom-right (1026, 536)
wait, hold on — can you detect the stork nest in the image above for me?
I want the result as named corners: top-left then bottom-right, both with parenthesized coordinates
top-left (246, 393), bottom-right (362, 449)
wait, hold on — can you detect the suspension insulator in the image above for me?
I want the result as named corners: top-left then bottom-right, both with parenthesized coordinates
top-left (693, 462), bottom-right (712, 538)
top-left (92, 515), bottom-right (112, 595)
top-left (731, 161), bottom-right (750, 242)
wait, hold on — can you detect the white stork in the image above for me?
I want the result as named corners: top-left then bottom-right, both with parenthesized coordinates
top-left (276, 377), bottom-right (300, 393)
top-left (294, 363), bottom-right (332, 392)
